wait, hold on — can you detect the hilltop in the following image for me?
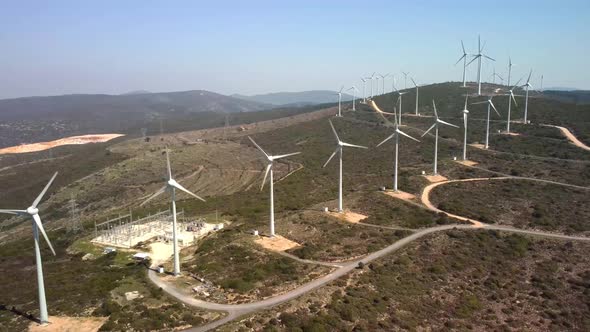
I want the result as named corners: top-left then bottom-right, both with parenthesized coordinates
top-left (231, 90), bottom-right (353, 106)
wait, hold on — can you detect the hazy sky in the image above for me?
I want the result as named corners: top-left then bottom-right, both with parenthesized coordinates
top-left (1, 0), bottom-right (589, 99)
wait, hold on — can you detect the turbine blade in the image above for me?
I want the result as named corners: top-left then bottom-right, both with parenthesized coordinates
top-left (455, 54), bottom-right (466, 65)
top-left (165, 147), bottom-right (172, 180)
top-left (260, 163), bottom-right (272, 191)
top-left (463, 113), bottom-right (468, 127)
top-left (397, 129), bottom-right (420, 142)
top-left (463, 96), bottom-right (469, 109)
top-left (511, 93), bottom-right (518, 106)
top-left (248, 136), bottom-right (269, 159)
top-left (171, 181), bottom-right (206, 202)
top-left (490, 102), bottom-right (501, 116)
top-left (466, 55), bottom-right (480, 66)
top-left (461, 40), bottom-right (466, 54)
top-left (341, 142), bottom-right (368, 149)
top-left (32, 172), bottom-right (58, 208)
top-left (0, 209), bottom-right (25, 215)
top-left (483, 55), bottom-right (495, 61)
top-left (437, 119), bottom-right (460, 128)
top-left (376, 133), bottom-right (396, 147)
top-left (471, 101), bottom-right (489, 105)
top-left (527, 69), bottom-right (533, 83)
top-left (33, 214), bottom-right (56, 256)
top-left (140, 185), bottom-right (167, 206)
top-left (432, 100), bottom-right (438, 118)
top-left (323, 147), bottom-right (340, 168)
top-left (411, 77), bottom-right (417, 87)
top-left (421, 123), bottom-right (437, 137)
top-left (328, 120), bottom-right (341, 142)
top-left (271, 152), bottom-right (301, 160)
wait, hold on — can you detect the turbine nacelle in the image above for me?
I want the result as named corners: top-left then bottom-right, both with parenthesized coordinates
top-left (26, 207), bottom-right (39, 215)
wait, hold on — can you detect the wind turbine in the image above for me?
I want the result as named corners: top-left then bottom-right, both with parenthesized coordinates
top-left (347, 86), bottom-right (359, 111)
top-left (507, 57), bottom-right (515, 87)
top-left (361, 77), bottom-right (367, 102)
top-left (393, 80), bottom-right (407, 125)
top-left (411, 77), bottom-right (420, 115)
top-left (455, 40), bottom-right (471, 87)
top-left (370, 72), bottom-right (376, 98)
top-left (466, 35), bottom-right (495, 95)
top-left (376, 107), bottom-right (419, 191)
top-left (540, 74), bottom-right (544, 92)
top-left (0, 172), bottom-right (58, 324)
top-left (379, 73), bottom-right (389, 95)
top-left (323, 120), bottom-right (367, 212)
top-left (335, 86), bottom-right (344, 117)
top-left (505, 78), bottom-right (522, 133)
top-left (375, 76), bottom-right (380, 96)
top-left (490, 67), bottom-right (503, 85)
top-left (472, 96), bottom-right (501, 149)
top-left (421, 100), bottom-right (459, 175)
top-left (460, 96), bottom-right (470, 161)
top-left (141, 148), bottom-right (206, 276)
top-left (522, 70), bottom-right (534, 124)
top-left (248, 137), bottom-right (300, 237)
top-left (402, 71), bottom-right (410, 89)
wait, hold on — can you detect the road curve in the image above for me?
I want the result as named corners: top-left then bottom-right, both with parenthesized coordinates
top-left (541, 124), bottom-right (590, 151)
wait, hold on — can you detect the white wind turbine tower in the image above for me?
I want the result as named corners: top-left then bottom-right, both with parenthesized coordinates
top-left (375, 76), bottom-right (381, 96)
top-left (335, 86), bottom-right (344, 117)
top-left (376, 107), bottom-right (419, 192)
top-left (393, 79), bottom-right (407, 125)
top-left (402, 72), bottom-right (410, 89)
top-left (507, 57), bottom-right (515, 87)
top-left (0, 172), bottom-right (58, 324)
top-left (505, 78), bottom-right (522, 133)
top-left (522, 70), bottom-right (534, 124)
top-left (248, 137), bottom-right (300, 236)
top-left (455, 40), bottom-right (471, 87)
top-left (369, 72), bottom-right (376, 98)
top-left (361, 77), bottom-right (367, 102)
top-left (379, 73), bottom-right (389, 95)
top-left (472, 96), bottom-right (501, 149)
top-left (347, 86), bottom-right (359, 111)
top-left (411, 77), bottom-right (420, 115)
top-left (466, 35), bottom-right (495, 95)
top-left (461, 96), bottom-right (470, 161)
top-left (490, 67), bottom-right (503, 85)
top-left (421, 100), bottom-right (459, 175)
top-left (323, 120), bottom-right (367, 212)
top-left (141, 148), bottom-right (206, 276)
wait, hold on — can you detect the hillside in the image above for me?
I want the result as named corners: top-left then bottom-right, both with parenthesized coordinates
top-left (541, 90), bottom-right (590, 105)
top-left (0, 91), bottom-right (288, 148)
top-left (232, 90), bottom-right (353, 106)
top-left (1, 81), bottom-right (589, 331)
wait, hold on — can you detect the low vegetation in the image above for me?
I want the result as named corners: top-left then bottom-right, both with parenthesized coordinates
top-left (430, 179), bottom-right (590, 234)
top-left (225, 230), bottom-right (590, 331)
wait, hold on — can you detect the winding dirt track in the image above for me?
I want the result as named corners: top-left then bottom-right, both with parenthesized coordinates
top-left (148, 103), bottom-right (590, 331)
top-left (148, 174), bottom-right (590, 332)
top-left (541, 124), bottom-right (590, 151)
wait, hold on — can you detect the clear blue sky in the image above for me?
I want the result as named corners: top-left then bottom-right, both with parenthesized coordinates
top-left (1, 0), bottom-right (588, 98)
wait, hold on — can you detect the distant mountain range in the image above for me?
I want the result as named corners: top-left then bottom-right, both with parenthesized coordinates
top-left (231, 90), bottom-right (354, 107)
top-left (0, 90), bottom-right (272, 147)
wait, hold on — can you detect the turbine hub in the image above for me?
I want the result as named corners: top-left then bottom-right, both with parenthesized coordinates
top-left (167, 179), bottom-right (177, 187)
top-left (26, 207), bottom-right (38, 215)
top-left (463, 110), bottom-right (469, 114)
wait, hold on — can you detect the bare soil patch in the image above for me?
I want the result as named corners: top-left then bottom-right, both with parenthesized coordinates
top-left (382, 190), bottom-right (416, 201)
top-left (255, 235), bottom-right (301, 252)
top-left (455, 160), bottom-right (479, 166)
top-left (423, 174), bottom-right (448, 183)
top-left (29, 316), bottom-right (107, 332)
top-left (326, 210), bottom-right (368, 223)
top-left (0, 134), bottom-right (124, 154)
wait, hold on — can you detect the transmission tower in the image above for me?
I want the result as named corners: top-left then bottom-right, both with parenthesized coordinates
top-left (67, 194), bottom-right (82, 233)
